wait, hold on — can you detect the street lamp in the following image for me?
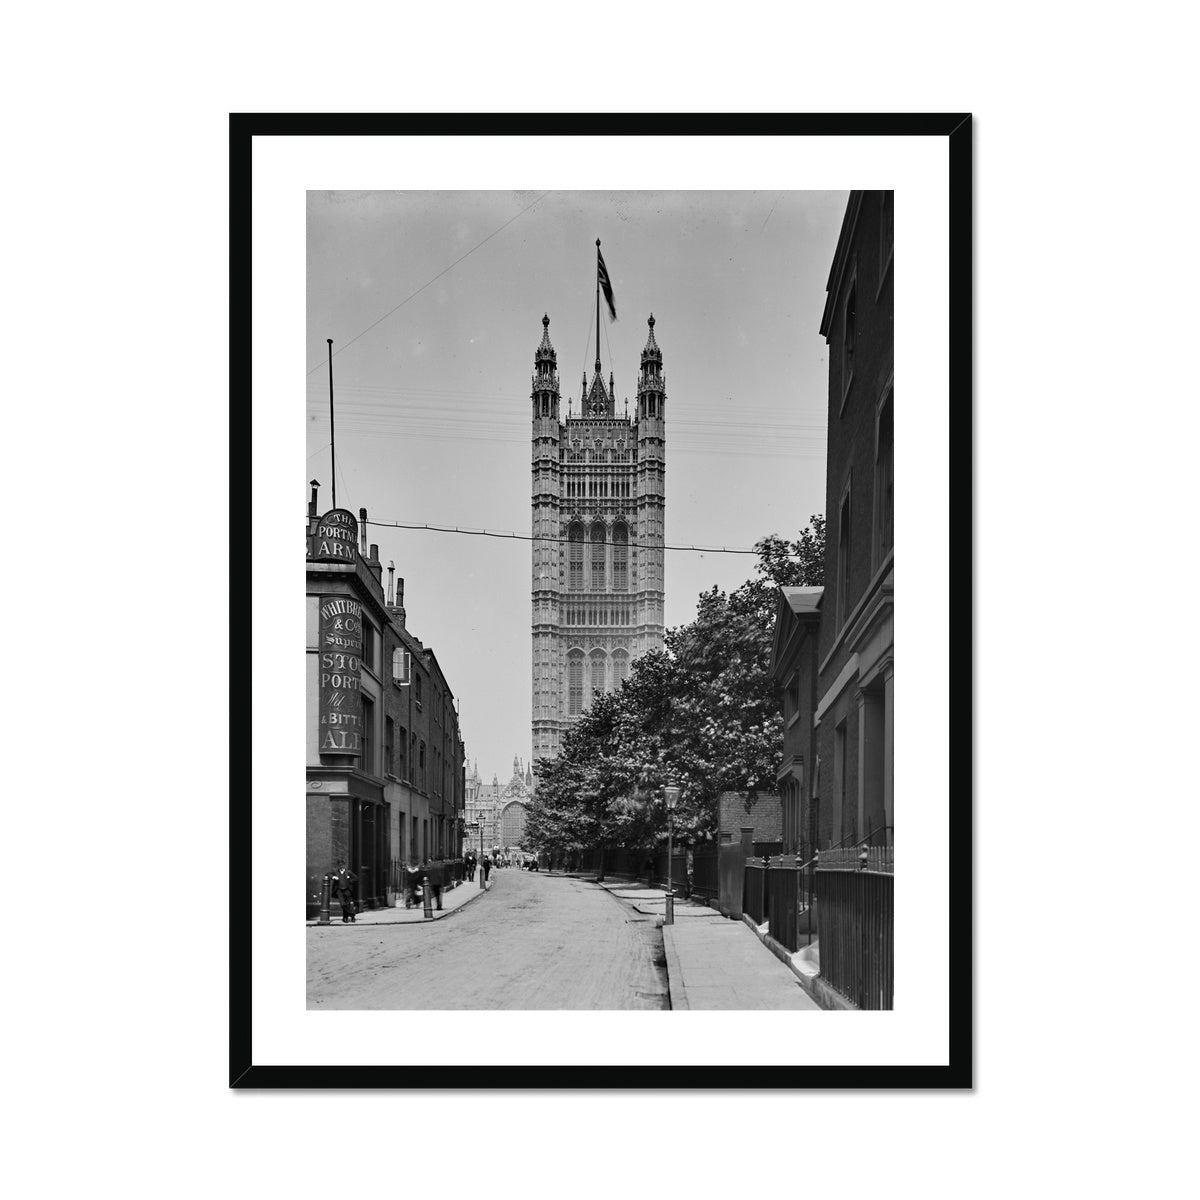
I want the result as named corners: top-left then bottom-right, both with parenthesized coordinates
top-left (467, 821), bottom-right (485, 888)
top-left (664, 783), bottom-right (680, 925)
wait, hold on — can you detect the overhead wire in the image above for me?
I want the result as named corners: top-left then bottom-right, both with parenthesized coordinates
top-left (363, 517), bottom-right (810, 557)
top-left (307, 190), bottom-right (552, 377)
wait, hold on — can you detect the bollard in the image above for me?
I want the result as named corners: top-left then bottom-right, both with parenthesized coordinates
top-left (423, 875), bottom-right (433, 919)
top-left (664, 891), bottom-right (674, 925)
top-left (318, 874), bottom-right (332, 926)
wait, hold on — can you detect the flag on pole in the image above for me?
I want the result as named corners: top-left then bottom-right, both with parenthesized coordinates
top-left (597, 246), bottom-right (617, 320)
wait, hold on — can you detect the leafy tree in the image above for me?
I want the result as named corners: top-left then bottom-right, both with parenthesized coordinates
top-left (526, 518), bottom-right (825, 857)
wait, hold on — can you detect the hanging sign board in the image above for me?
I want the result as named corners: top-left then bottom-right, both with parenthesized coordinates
top-left (318, 596), bottom-right (362, 757)
top-left (313, 508), bottom-right (359, 563)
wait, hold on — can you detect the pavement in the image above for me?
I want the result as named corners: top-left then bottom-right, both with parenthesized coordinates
top-left (307, 877), bottom-right (491, 926)
top-left (594, 879), bottom-right (821, 1010)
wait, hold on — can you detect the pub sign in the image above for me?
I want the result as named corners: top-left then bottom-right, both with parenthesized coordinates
top-left (313, 508), bottom-right (359, 563)
top-left (318, 595), bottom-right (362, 757)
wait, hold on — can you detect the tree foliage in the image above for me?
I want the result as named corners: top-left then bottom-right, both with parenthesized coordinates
top-left (526, 518), bottom-right (825, 858)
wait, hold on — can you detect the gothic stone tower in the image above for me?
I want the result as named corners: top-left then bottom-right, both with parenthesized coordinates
top-left (531, 313), bottom-right (667, 764)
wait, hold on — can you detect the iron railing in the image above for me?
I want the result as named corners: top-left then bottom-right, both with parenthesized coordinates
top-left (766, 862), bottom-right (817, 951)
top-left (815, 845), bottom-right (893, 1009)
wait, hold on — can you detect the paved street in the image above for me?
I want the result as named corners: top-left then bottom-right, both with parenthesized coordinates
top-left (307, 870), bottom-right (669, 1009)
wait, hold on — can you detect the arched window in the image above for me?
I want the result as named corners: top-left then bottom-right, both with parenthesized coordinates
top-left (589, 649), bottom-right (607, 697)
top-left (591, 522), bottom-right (606, 591)
top-left (568, 522), bottom-right (584, 592)
top-left (612, 650), bottom-right (630, 691)
top-left (567, 651), bottom-right (584, 716)
top-left (612, 522), bottom-right (628, 593)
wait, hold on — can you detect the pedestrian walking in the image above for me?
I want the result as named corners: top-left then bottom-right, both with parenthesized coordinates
top-left (333, 859), bottom-right (358, 923)
top-left (482, 853), bottom-right (492, 884)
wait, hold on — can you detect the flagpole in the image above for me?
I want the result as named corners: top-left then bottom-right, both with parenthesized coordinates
top-left (327, 338), bottom-right (336, 510)
top-left (595, 238), bottom-right (602, 377)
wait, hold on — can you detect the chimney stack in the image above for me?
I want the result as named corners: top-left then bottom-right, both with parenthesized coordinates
top-left (367, 543), bottom-right (382, 584)
top-left (359, 508), bottom-right (369, 556)
top-left (387, 561), bottom-right (395, 606)
top-left (394, 577), bottom-right (406, 628)
top-left (308, 479), bottom-right (320, 517)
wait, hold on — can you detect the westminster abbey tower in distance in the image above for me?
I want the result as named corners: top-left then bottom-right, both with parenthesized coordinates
top-left (530, 312), bottom-right (667, 764)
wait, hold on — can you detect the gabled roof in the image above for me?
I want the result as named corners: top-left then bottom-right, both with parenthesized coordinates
top-left (768, 586), bottom-right (824, 680)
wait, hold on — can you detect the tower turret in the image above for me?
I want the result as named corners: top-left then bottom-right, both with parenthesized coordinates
top-left (636, 314), bottom-right (666, 639)
top-left (531, 315), bottom-right (564, 766)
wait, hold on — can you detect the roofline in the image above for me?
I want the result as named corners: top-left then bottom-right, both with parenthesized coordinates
top-left (820, 191), bottom-right (864, 339)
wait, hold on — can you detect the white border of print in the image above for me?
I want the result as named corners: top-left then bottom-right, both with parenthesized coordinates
top-left (252, 132), bottom-right (949, 1067)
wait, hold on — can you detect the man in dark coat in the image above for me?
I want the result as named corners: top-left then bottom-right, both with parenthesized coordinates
top-left (333, 859), bottom-right (358, 923)
top-left (481, 853), bottom-right (492, 884)
top-left (424, 856), bottom-right (444, 910)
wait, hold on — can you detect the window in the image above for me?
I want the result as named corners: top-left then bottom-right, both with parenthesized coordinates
top-left (612, 523), bottom-right (628, 592)
top-left (835, 720), bottom-right (848, 845)
top-left (874, 388), bottom-right (894, 566)
top-left (361, 695), bottom-right (375, 776)
top-left (842, 281), bottom-right (856, 404)
top-left (837, 487), bottom-right (852, 629)
top-left (568, 652), bottom-right (584, 716)
top-left (612, 651), bottom-right (629, 691)
top-left (397, 725), bottom-right (407, 780)
top-left (392, 647), bottom-right (410, 686)
top-left (384, 716), bottom-right (394, 776)
top-left (591, 522), bottom-right (606, 591)
top-left (568, 523), bottom-right (584, 592)
top-left (361, 622), bottom-right (376, 672)
top-left (418, 740), bottom-right (426, 791)
top-left (590, 649), bottom-right (606, 697)
top-left (415, 673), bottom-right (423, 707)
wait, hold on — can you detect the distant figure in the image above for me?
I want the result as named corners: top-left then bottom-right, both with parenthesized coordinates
top-left (404, 859), bottom-right (422, 909)
top-left (482, 854), bottom-right (492, 884)
top-left (466, 851), bottom-right (477, 882)
top-left (333, 859), bottom-right (358, 923)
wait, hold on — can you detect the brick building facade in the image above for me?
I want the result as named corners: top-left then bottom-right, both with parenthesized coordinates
top-left (813, 190), bottom-right (894, 849)
top-left (306, 492), bottom-right (466, 918)
top-left (768, 586), bottom-right (824, 857)
top-left (717, 791), bottom-right (784, 849)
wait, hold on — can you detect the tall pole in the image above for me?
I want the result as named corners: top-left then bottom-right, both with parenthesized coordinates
top-left (666, 808), bottom-right (675, 925)
top-left (327, 338), bottom-right (336, 509)
top-left (595, 238), bottom-right (602, 376)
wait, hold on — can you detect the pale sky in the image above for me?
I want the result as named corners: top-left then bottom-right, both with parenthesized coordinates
top-left (306, 190), bottom-right (847, 782)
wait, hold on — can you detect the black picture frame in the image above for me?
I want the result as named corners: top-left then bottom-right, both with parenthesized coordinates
top-left (230, 112), bottom-right (972, 1089)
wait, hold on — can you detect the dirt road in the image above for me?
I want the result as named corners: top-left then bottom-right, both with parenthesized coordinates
top-left (306, 870), bottom-right (668, 1009)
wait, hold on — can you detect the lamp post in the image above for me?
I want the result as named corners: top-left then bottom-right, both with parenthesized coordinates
top-left (467, 820), bottom-right (485, 888)
top-left (664, 784), bottom-right (680, 925)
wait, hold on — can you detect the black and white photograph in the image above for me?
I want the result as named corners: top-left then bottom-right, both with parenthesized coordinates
top-left (301, 186), bottom-right (897, 1016)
